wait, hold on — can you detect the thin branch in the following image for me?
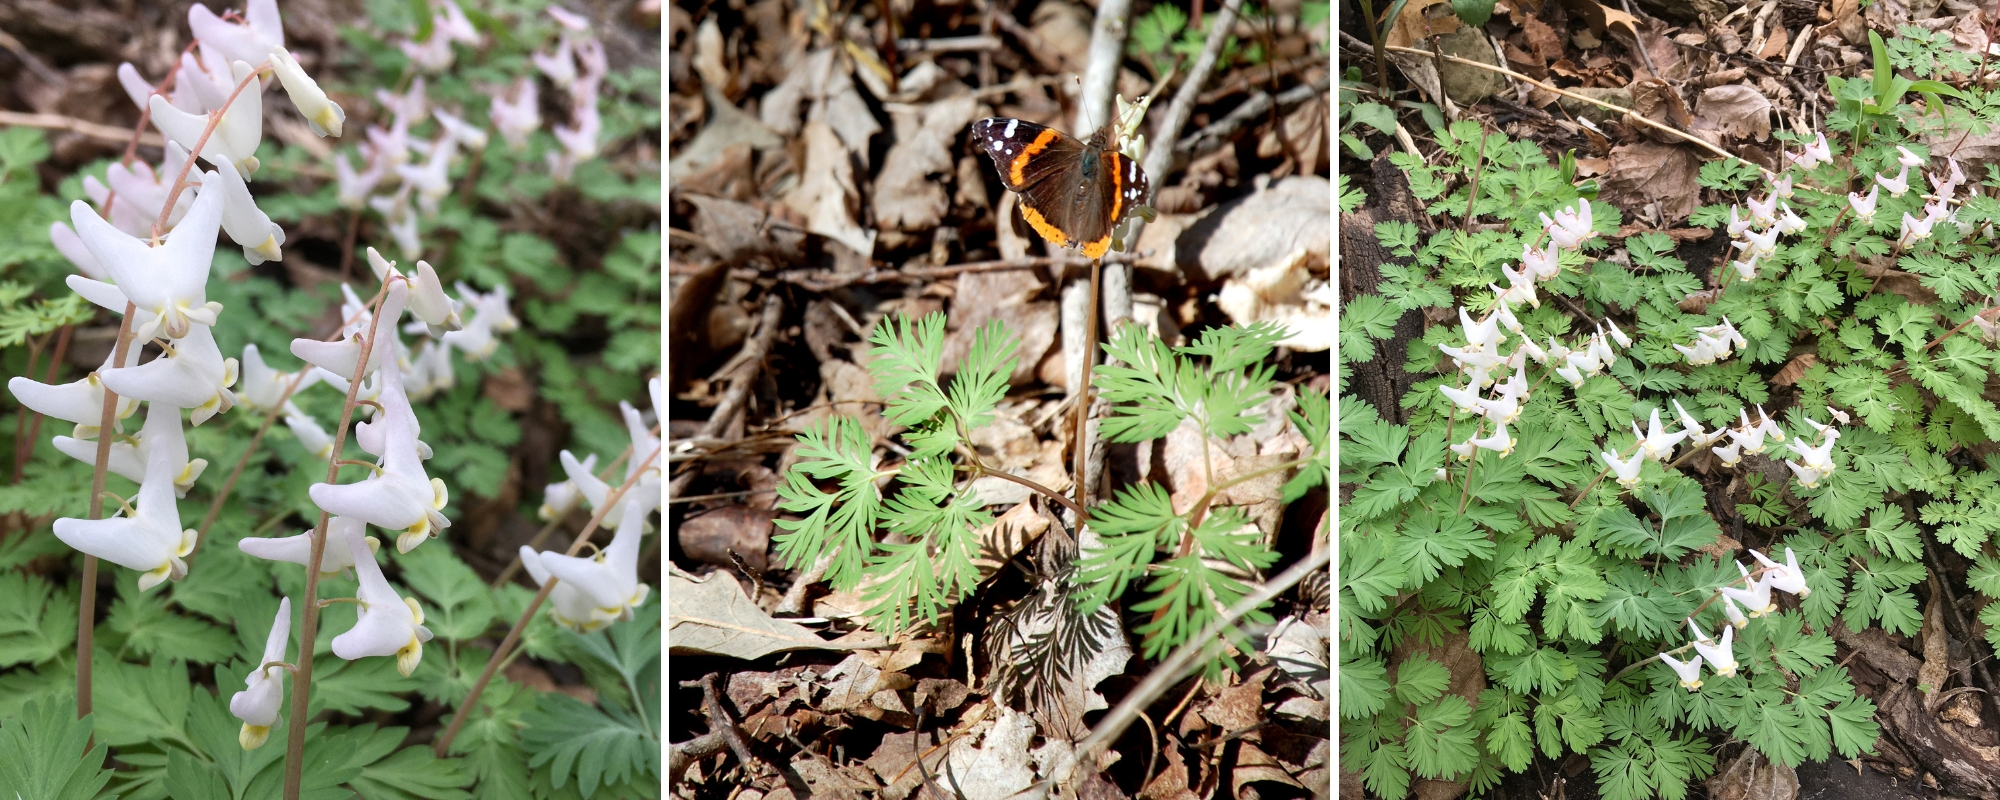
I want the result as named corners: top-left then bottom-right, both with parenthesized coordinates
top-left (0, 110), bottom-right (164, 148)
top-left (78, 303), bottom-right (138, 722)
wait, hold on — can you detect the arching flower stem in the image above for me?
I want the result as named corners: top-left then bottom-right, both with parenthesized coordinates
top-left (151, 59), bottom-right (272, 245)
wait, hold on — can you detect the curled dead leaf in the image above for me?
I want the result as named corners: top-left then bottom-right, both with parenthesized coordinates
top-left (1770, 353), bottom-right (1818, 387)
top-left (1696, 84), bottom-right (1774, 141)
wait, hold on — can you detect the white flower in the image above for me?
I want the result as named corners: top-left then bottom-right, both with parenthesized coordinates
top-left (490, 78), bottom-right (541, 151)
top-left (525, 495), bottom-right (655, 632)
top-left (1470, 423), bottom-right (1515, 458)
top-left (87, 153), bottom-right (194, 237)
top-left (366, 116), bottom-right (414, 172)
top-left (7, 344), bottom-right (141, 440)
top-left (306, 363), bottom-right (449, 554)
top-left (436, 0), bottom-right (481, 44)
top-left (1660, 651), bottom-right (1704, 690)
top-left (66, 183), bottom-right (226, 342)
top-left (1729, 254), bottom-right (1759, 282)
top-left (237, 343), bottom-right (317, 414)
top-left (1897, 145), bottom-right (1925, 168)
top-left (335, 152), bottom-right (383, 210)
top-left (1605, 320), bottom-right (1632, 349)
top-left (1540, 198), bottom-right (1593, 249)
top-left (1601, 448), bottom-right (1644, 488)
top-left (284, 409), bottom-right (334, 459)
top-left (1674, 338), bottom-right (1718, 366)
top-left (1729, 410), bottom-right (1769, 454)
top-left (239, 515), bottom-right (377, 577)
top-left (1711, 440), bottom-right (1743, 466)
top-left (1554, 362), bottom-right (1585, 387)
top-left (1721, 595), bottom-right (1749, 629)
top-left (377, 76), bottom-right (429, 125)
top-left (203, 158), bottom-right (285, 265)
top-left (1753, 404), bottom-right (1785, 441)
top-left (1770, 174), bottom-right (1794, 200)
top-left (150, 60), bottom-right (264, 176)
top-left (1515, 337), bottom-right (1547, 364)
top-left (268, 46), bottom-right (343, 138)
top-left (52, 403), bottom-right (196, 591)
top-left (1786, 434), bottom-right (1836, 474)
top-left (1877, 163), bottom-right (1909, 197)
top-left (100, 325), bottom-right (239, 425)
top-left (433, 107), bottom-right (490, 153)
top-left (1522, 243), bottom-right (1559, 281)
top-left (1726, 205), bottom-right (1753, 237)
top-left (533, 37), bottom-right (578, 88)
top-left (1439, 384), bottom-right (1482, 415)
top-left (1687, 619), bottom-right (1737, 676)
top-left (1774, 203), bottom-right (1806, 235)
top-left (1750, 547), bottom-right (1810, 598)
top-left (1900, 211), bottom-right (1935, 244)
top-left (398, 137), bottom-right (453, 217)
top-left (1732, 226), bottom-right (1779, 261)
top-left (293, 281), bottom-right (408, 382)
top-left (442, 281), bottom-right (518, 360)
top-left (1849, 185), bottom-right (1878, 225)
top-left (1786, 459), bottom-right (1828, 488)
top-left (1746, 193), bottom-right (1777, 228)
top-left (117, 60), bottom-right (203, 116)
top-left (1794, 132), bottom-right (1831, 170)
top-left (52, 399), bottom-right (206, 498)
top-left (49, 221), bottom-right (107, 280)
top-left (368, 249), bottom-right (461, 336)
top-left (1475, 394), bottom-right (1520, 426)
top-left (401, 28), bottom-right (457, 72)
top-left (188, 0), bottom-right (283, 69)
top-left (329, 531), bottom-right (433, 677)
top-left (1448, 438), bottom-right (1476, 462)
top-left (1718, 561), bottom-right (1776, 616)
top-left (539, 453), bottom-right (595, 520)
top-left (1490, 279), bottom-right (1536, 311)
top-left (1632, 409), bottom-right (1689, 461)
top-left (229, 596), bottom-right (290, 749)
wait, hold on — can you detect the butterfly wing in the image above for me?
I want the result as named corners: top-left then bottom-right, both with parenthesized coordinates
top-left (972, 118), bottom-right (1085, 194)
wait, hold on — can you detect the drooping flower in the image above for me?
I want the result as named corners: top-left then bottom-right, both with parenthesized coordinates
top-left (268, 46), bottom-right (343, 138)
top-left (1732, 225), bottom-right (1779, 261)
top-left (1718, 561), bottom-right (1776, 616)
top-left (524, 494), bottom-right (655, 632)
top-left (66, 180), bottom-right (226, 341)
top-left (1849, 185), bottom-right (1879, 226)
top-left (1711, 440), bottom-right (1743, 466)
top-left (1522, 243), bottom-right (1559, 281)
top-left (306, 362), bottom-right (449, 554)
top-left (1721, 595), bottom-right (1749, 629)
top-left (229, 596), bottom-right (290, 749)
top-left (432, 107), bottom-right (490, 153)
top-left (203, 157), bottom-right (285, 265)
top-left (51, 403), bottom-right (196, 590)
top-left (7, 344), bottom-right (141, 440)
top-left (293, 280), bottom-right (409, 382)
top-left (539, 453), bottom-right (594, 520)
top-left (329, 531), bottom-right (432, 676)
top-left (150, 60), bottom-right (265, 176)
top-left (237, 343), bottom-right (316, 414)
top-left (489, 78), bottom-right (541, 151)
top-left (1601, 448), bottom-right (1644, 488)
top-left (1540, 199), bottom-right (1594, 249)
top-left (1660, 651), bottom-right (1704, 691)
top-left (442, 281), bottom-right (518, 360)
top-left (1896, 145), bottom-right (1925, 169)
top-left (239, 515), bottom-right (378, 577)
top-left (1786, 460), bottom-right (1828, 488)
top-left (1470, 422), bottom-right (1515, 458)
top-left (335, 151), bottom-right (383, 210)
top-left (1604, 320), bottom-right (1632, 349)
top-left (99, 325), bottom-right (240, 426)
top-left (1687, 619), bottom-right (1738, 676)
top-left (1786, 434), bottom-right (1836, 474)
top-left (1745, 193), bottom-right (1777, 227)
top-left (51, 398), bottom-right (206, 498)
top-left (1749, 547), bottom-right (1810, 597)
top-left (283, 409), bottom-right (335, 460)
top-left (1729, 254), bottom-right (1759, 282)
top-left (1632, 409), bottom-right (1689, 461)
top-left (188, 0), bottom-right (284, 69)
top-left (1877, 163), bottom-right (1910, 197)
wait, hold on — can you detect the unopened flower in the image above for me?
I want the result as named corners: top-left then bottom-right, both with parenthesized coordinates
top-left (150, 60), bottom-right (265, 176)
top-left (1602, 448), bottom-right (1644, 487)
top-left (1721, 595), bottom-right (1749, 629)
top-left (229, 596), bottom-right (290, 749)
top-left (306, 364), bottom-right (449, 554)
top-left (1660, 651), bottom-right (1704, 690)
top-left (1687, 619), bottom-right (1738, 676)
top-left (52, 403), bottom-right (196, 590)
top-left (268, 46), bottom-right (343, 138)
top-left (204, 157), bottom-right (285, 265)
top-left (329, 531), bottom-right (432, 677)
top-left (524, 495), bottom-right (654, 632)
top-left (239, 515), bottom-right (378, 577)
top-left (1750, 547), bottom-right (1810, 597)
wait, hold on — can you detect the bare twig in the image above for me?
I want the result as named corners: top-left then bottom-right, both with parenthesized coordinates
top-left (0, 110), bottom-right (164, 148)
top-left (668, 294), bottom-right (784, 499)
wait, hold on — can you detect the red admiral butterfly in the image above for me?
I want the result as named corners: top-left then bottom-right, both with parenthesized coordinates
top-left (971, 117), bottom-right (1149, 260)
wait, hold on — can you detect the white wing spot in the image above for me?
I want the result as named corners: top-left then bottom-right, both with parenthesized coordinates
top-left (1004, 119), bottom-right (1019, 138)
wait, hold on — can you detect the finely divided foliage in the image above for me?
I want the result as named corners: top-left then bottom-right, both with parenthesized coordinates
top-left (1317, 47), bottom-right (2000, 794)
top-left (775, 312), bottom-right (1327, 678)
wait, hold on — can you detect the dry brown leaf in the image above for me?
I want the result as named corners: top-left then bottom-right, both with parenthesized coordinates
top-left (782, 120), bottom-right (876, 258)
top-left (873, 93), bottom-right (981, 232)
top-left (677, 504), bottom-right (773, 571)
top-left (1696, 84), bottom-right (1774, 141)
top-left (1631, 79), bottom-right (1694, 134)
top-left (1920, 592), bottom-right (1951, 710)
top-left (1140, 738), bottom-right (1201, 800)
top-left (1770, 353), bottom-right (1818, 386)
top-left (1598, 141), bottom-right (1702, 224)
top-left (1756, 24), bottom-right (1790, 60)
top-left (1199, 668), bottom-right (1271, 732)
top-left (1385, 0), bottom-right (1460, 50)
top-left (1705, 747), bottom-right (1800, 800)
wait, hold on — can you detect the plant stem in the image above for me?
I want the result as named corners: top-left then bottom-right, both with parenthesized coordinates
top-left (194, 368), bottom-right (313, 547)
top-left (78, 303), bottom-right (137, 721)
top-left (490, 446), bottom-right (634, 589)
top-left (1071, 257), bottom-right (1102, 518)
top-left (283, 281), bottom-right (393, 800)
top-left (434, 444), bottom-right (662, 758)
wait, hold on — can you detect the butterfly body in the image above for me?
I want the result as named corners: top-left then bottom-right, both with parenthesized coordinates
top-left (971, 117), bottom-right (1149, 260)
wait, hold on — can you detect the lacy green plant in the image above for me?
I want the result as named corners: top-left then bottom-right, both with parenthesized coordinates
top-left (774, 312), bottom-right (1327, 678)
top-left (1325, 80), bottom-right (2000, 797)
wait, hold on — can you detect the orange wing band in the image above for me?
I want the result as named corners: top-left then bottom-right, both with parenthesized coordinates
top-left (1019, 202), bottom-right (1070, 249)
top-left (1007, 129), bottom-right (1061, 186)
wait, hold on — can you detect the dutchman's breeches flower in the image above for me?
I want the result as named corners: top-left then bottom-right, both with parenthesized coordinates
top-left (1601, 448), bottom-right (1644, 487)
top-left (306, 361), bottom-right (450, 554)
top-left (294, 281), bottom-right (409, 381)
top-left (1750, 547), bottom-right (1810, 597)
top-left (1849, 185), bottom-right (1879, 225)
top-left (1878, 163), bottom-right (1910, 196)
top-left (1660, 651), bottom-right (1704, 690)
top-left (1719, 561), bottom-right (1777, 616)
top-left (53, 399), bottom-right (207, 498)
top-left (268, 46), bottom-right (343, 137)
top-left (67, 176), bottom-right (226, 342)
top-left (52, 403), bottom-right (197, 591)
top-left (527, 495), bottom-right (656, 632)
top-left (150, 60), bottom-right (265, 176)
top-left (99, 325), bottom-right (240, 426)
top-left (8, 344), bottom-right (141, 439)
top-left (330, 532), bottom-right (433, 677)
top-left (189, 0), bottom-right (284, 69)
top-left (230, 596), bottom-right (291, 750)
top-left (1687, 620), bottom-right (1738, 676)
top-left (240, 515), bottom-right (378, 577)
top-left (204, 157), bottom-right (286, 265)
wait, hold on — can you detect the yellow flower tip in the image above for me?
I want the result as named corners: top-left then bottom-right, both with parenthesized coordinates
top-left (176, 529), bottom-right (196, 558)
top-left (310, 104), bottom-right (347, 139)
top-left (252, 235), bottom-right (283, 263)
top-left (403, 596), bottom-right (425, 626)
top-left (239, 723), bottom-right (272, 750)
top-left (1682, 679), bottom-right (1702, 691)
top-left (431, 478), bottom-right (449, 510)
top-left (395, 639), bottom-right (423, 677)
top-left (138, 563), bottom-right (174, 592)
top-left (397, 528), bottom-right (428, 554)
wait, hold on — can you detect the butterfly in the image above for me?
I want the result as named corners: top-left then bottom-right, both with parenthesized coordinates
top-left (970, 117), bottom-right (1149, 260)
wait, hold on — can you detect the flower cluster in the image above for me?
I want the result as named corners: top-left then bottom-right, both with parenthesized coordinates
top-left (1658, 547), bottom-right (1808, 690)
top-left (1672, 316), bottom-right (1747, 366)
top-left (398, 0), bottom-right (481, 72)
top-left (535, 7), bottom-right (608, 180)
top-left (1721, 178), bottom-right (1806, 282)
top-left (520, 377), bottom-right (661, 630)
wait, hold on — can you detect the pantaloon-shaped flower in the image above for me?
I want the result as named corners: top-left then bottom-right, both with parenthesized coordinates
top-left (1660, 651), bottom-right (1703, 690)
top-left (204, 158), bottom-right (285, 265)
top-left (306, 363), bottom-right (449, 553)
top-left (52, 398), bottom-right (206, 498)
top-left (1687, 620), bottom-right (1737, 676)
top-left (330, 531), bottom-right (432, 676)
top-left (239, 515), bottom-right (378, 577)
top-left (229, 596), bottom-right (290, 749)
top-left (1749, 547), bottom-right (1810, 597)
top-left (293, 280), bottom-right (409, 382)
top-left (52, 403), bottom-right (196, 590)
top-left (150, 60), bottom-right (265, 176)
top-left (8, 344), bottom-right (140, 439)
top-left (1718, 561), bottom-right (1776, 616)
top-left (67, 176), bottom-right (226, 342)
top-left (525, 494), bottom-right (655, 632)
top-left (189, 0), bottom-right (283, 70)
top-left (100, 325), bottom-right (239, 426)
